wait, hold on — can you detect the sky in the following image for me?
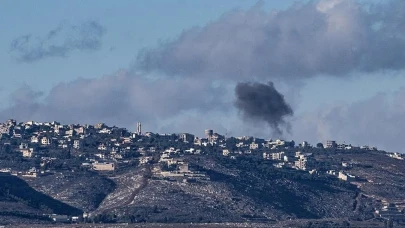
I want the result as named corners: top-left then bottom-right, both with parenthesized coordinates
top-left (1, 0), bottom-right (405, 152)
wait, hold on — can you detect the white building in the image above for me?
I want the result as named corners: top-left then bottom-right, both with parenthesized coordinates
top-left (294, 155), bottom-right (307, 170)
top-left (249, 142), bottom-right (259, 150)
top-left (31, 136), bottom-right (39, 143)
top-left (325, 140), bottom-right (337, 148)
top-left (93, 162), bottom-right (115, 171)
top-left (338, 171), bottom-right (356, 181)
top-left (73, 140), bottom-right (81, 149)
top-left (41, 137), bottom-right (50, 145)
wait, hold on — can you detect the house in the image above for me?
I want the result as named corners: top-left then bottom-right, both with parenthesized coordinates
top-left (73, 140), bottom-right (81, 149)
top-left (263, 151), bottom-right (285, 160)
top-left (98, 143), bottom-right (108, 151)
top-left (273, 152), bottom-right (285, 160)
top-left (41, 137), bottom-right (50, 145)
top-left (122, 137), bottom-right (132, 144)
top-left (94, 123), bottom-right (106, 129)
top-left (13, 129), bottom-right (22, 138)
top-left (178, 163), bottom-right (189, 173)
top-left (54, 125), bottom-right (65, 135)
top-left (376, 203), bottom-right (405, 221)
top-left (110, 147), bottom-right (120, 154)
top-left (249, 142), bottom-right (260, 150)
top-left (74, 126), bottom-right (85, 134)
top-left (179, 133), bottom-right (195, 143)
top-left (19, 143), bottom-right (28, 150)
top-left (194, 138), bottom-right (202, 146)
top-left (327, 170), bottom-right (338, 176)
top-left (273, 162), bottom-right (285, 168)
top-left (185, 148), bottom-right (195, 153)
top-left (93, 162), bottom-right (115, 171)
top-left (139, 156), bottom-right (152, 164)
top-left (294, 155), bottom-right (307, 170)
top-left (31, 135), bottom-right (39, 143)
top-left (94, 153), bottom-right (105, 159)
top-left (223, 149), bottom-right (230, 156)
top-left (65, 129), bottom-right (74, 137)
top-left (21, 148), bottom-right (34, 158)
top-left (236, 142), bottom-right (245, 148)
top-left (49, 214), bottom-right (69, 222)
top-left (338, 171), bottom-right (356, 181)
top-left (388, 153), bottom-right (403, 160)
top-left (99, 128), bottom-right (111, 134)
top-left (325, 140), bottom-right (337, 148)
top-left (337, 143), bottom-right (346, 150)
top-left (300, 141), bottom-right (310, 148)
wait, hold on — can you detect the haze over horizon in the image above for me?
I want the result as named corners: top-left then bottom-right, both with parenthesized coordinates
top-left (2, 0), bottom-right (405, 152)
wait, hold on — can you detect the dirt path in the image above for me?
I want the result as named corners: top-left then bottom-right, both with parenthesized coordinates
top-left (91, 164), bottom-right (152, 216)
top-left (125, 164), bottom-right (151, 206)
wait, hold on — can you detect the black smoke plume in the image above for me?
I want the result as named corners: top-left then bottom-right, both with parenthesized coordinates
top-left (235, 82), bottom-right (293, 135)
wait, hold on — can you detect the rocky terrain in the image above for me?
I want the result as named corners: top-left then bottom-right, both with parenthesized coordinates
top-left (0, 120), bottom-right (403, 227)
top-left (0, 174), bottom-right (82, 225)
top-left (24, 170), bottom-right (115, 212)
top-left (3, 147), bottom-right (405, 227)
top-left (81, 153), bottom-right (378, 224)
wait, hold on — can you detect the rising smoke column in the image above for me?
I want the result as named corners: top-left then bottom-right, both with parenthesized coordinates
top-left (235, 81), bottom-right (293, 135)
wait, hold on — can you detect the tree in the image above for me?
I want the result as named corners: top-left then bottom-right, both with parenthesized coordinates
top-left (316, 143), bottom-right (324, 149)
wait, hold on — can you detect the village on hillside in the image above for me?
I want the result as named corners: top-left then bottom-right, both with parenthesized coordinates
top-left (0, 119), bottom-right (404, 223)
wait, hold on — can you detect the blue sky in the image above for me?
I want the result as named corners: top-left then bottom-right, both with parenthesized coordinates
top-left (0, 0), bottom-right (299, 100)
top-left (1, 0), bottom-right (402, 109)
top-left (1, 0), bottom-right (405, 152)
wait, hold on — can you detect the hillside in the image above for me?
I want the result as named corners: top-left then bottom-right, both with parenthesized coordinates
top-left (0, 174), bottom-right (82, 225)
top-left (24, 170), bottom-right (116, 212)
top-left (0, 120), bottom-right (403, 227)
top-left (85, 153), bottom-right (377, 224)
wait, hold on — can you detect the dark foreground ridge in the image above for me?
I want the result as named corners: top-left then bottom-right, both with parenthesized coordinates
top-left (0, 119), bottom-right (403, 227)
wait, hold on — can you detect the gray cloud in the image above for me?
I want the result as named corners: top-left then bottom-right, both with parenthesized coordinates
top-left (292, 87), bottom-right (405, 152)
top-left (10, 21), bottom-right (106, 63)
top-left (0, 72), bottom-right (226, 131)
top-left (2, 0), bottom-right (405, 152)
top-left (0, 85), bottom-right (43, 121)
top-left (137, 0), bottom-right (405, 80)
top-left (134, 0), bottom-right (405, 140)
top-left (235, 82), bottom-right (293, 135)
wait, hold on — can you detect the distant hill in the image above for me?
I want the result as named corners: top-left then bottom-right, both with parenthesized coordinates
top-left (0, 173), bottom-right (82, 223)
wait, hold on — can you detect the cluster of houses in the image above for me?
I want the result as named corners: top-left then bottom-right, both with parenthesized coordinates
top-left (0, 119), bottom-right (147, 174)
top-left (154, 147), bottom-right (209, 182)
top-left (0, 119), bottom-right (397, 184)
top-left (1, 119), bottom-right (405, 224)
top-left (262, 151), bottom-right (311, 171)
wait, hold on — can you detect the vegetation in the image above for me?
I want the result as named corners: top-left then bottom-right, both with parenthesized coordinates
top-left (0, 174), bottom-right (82, 215)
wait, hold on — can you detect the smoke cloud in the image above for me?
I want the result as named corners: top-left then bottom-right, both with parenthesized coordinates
top-left (137, 0), bottom-right (405, 81)
top-left (3, 0), bottom-right (405, 150)
top-left (235, 82), bottom-right (293, 135)
top-left (292, 86), bottom-right (405, 152)
top-left (134, 0), bottom-right (405, 135)
top-left (10, 21), bottom-right (106, 63)
top-left (0, 71), bottom-right (226, 132)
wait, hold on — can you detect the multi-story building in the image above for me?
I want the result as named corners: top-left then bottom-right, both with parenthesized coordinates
top-left (249, 142), bottom-right (260, 150)
top-left (73, 140), bottom-right (81, 149)
top-left (179, 133), bottom-right (195, 143)
top-left (294, 155), bottom-right (307, 170)
top-left (41, 137), bottom-right (50, 145)
top-left (325, 140), bottom-right (337, 148)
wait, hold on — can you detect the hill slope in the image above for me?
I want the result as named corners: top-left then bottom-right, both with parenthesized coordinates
top-left (0, 174), bottom-right (83, 224)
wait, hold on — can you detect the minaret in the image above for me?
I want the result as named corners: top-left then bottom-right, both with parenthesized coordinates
top-left (136, 122), bottom-right (142, 135)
